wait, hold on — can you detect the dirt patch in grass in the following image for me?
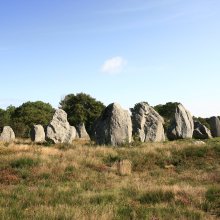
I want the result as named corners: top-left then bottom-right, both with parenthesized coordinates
top-left (0, 168), bottom-right (20, 184)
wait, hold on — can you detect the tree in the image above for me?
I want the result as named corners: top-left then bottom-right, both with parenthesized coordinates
top-left (11, 101), bottom-right (54, 137)
top-left (0, 105), bottom-right (16, 132)
top-left (60, 93), bottom-right (105, 135)
top-left (154, 102), bottom-right (180, 131)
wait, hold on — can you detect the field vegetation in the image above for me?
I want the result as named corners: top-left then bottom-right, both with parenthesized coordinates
top-left (0, 138), bottom-right (219, 219)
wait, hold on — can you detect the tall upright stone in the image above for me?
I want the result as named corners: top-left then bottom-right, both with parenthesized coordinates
top-left (131, 102), bottom-right (165, 142)
top-left (167, 104), bottom-right (194, 140)
top-left (0, 126), bottom-right (15, 142)
top-left (46, 109), bottom-right (76, 144)
top-left (193, 121), bottom-right (212, 139)
top-left (30, 125), bottom-right (45, 143)
top-left (76, 123), bottom-right (90, 140)
top-left (117, 160), bottom-right (132, 176)
top-left (207, 116), bottom-right (220, 137)
top-left (94, 103), bottom-right (132, 146)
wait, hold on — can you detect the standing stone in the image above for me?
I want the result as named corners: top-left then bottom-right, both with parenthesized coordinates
top-left (94, 103), bottom-right (132, 146)
top-left (194, 140), bottom-right (206, 145)
top-left (207, 117), bottom-right (220, 137)
top-left (76, 123), bottom-right (90, 140)
top-left (193, 121), bottom-right (212, 139)
top-left (0, 126), bottom-right (15, 142)
top-left (117, 160), bottom-right (132, 176)
top-left (46, 109), bottom-right (76, 144)
top-left (131, 102), bottom-right (165, 142)
top-left (167, 104), bottom-right (194, 140)
top-left (30, 125), bottom-right (45, 143)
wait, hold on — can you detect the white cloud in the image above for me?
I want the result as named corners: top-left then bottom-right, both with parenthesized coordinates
top-left (101, 56), bottom-right (127, 74)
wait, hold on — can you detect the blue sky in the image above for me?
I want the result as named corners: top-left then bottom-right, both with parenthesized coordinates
top-left (0, 0), bottom-right (219, 117)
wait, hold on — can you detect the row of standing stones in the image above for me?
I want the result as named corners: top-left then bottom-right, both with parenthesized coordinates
top-left (93, 102), bottom-right (219, 146)
top-left (31, 109), bottom-right (90, 144)
top-left (0, 102), bottom-right (220, 146)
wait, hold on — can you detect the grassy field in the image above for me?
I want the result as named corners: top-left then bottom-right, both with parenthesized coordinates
top-left (0, 138), bottom-right (219, 220)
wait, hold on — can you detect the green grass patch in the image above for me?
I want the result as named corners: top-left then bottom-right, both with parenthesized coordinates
top-left (138, 190), bottom-right (175, 204)
top-left (89, 193), bottom-right (115, 205)
top-left (203, 186), bottom-right (220, 217)
top-left (103, 154), bottom-right (121, 166)
top-left (10, 157), bottom-right (39, 169)
top-left (116, 205), bottom-right (202, 220)
top-left (116, 204), bottom-right (134, 220)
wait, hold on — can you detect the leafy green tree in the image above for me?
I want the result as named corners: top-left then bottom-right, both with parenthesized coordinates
top-left (154, 102), bottom-right (180, 131)
top-left (0, 105), bottom-right (16, 131)
top-left (0, 109), bottom-right (8, 130)
top-left (60, 93), bottom-right (105, 135)
top-left (11, 101), bottom-right (54, 137)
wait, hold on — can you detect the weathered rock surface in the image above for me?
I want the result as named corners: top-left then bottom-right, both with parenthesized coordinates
top-left (194, 140), bottom-right (206, 146)
top-left (46, 109), bottom-right (76, 144)
top-left (167, 104), bottom-right (194, 140)
top-left (131, 102), bottom-right (165, 142)
top-left (76, 123), bottom-right (90, 140)
top-left (94, 103), bottom-right (132, 146)
top-left (0, 126), bottom-right (15, 142)
top-left (117, 160), bottom-right (132, 176)
top-left (30, 125), bottom-right (45, 143)
top-left (193, 121), bottom-right (212, 139)
top-left (207, 116), bottom-right (220, 137)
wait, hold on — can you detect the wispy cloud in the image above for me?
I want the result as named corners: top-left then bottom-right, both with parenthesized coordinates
top-left (101, 56), bottom-right (127, 75)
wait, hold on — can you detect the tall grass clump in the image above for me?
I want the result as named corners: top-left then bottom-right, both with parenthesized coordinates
top-left (138, 190), bottom-right (175, 204)
top-left (10, 157), bottom-right (39, 169)
top-left (203, 186), bottom-right (220, 217)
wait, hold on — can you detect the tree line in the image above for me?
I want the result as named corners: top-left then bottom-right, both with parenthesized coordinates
top-left (0, 93), bottom-right (105, 137)
top-left (0, 93), bottom-right (218, 138)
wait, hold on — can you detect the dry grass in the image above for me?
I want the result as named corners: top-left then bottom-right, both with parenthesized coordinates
top-left (0, 138), bottom-right (219, 219)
